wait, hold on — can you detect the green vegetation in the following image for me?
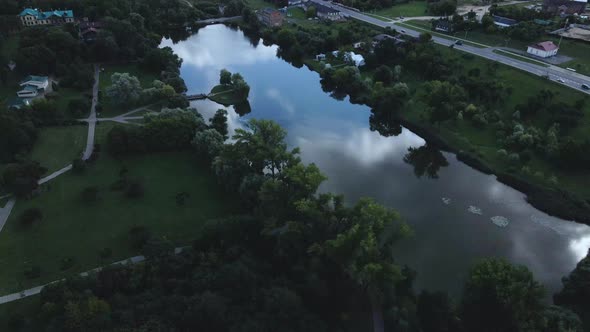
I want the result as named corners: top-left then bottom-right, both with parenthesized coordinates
top-left (209, 85), bottom-right (244, 105)
top-left (28, 125), bottom-right (87, 174)
top-left (372, 1), bottom-right (428, 18)
top-left (0, 151), bottom-right (235, 293)
top-left (209, 69), bottom-right (251, 105)
top-left (245, 0), bottom-right (276, 9)
top-left (99, 64), bottom-right (159, 117)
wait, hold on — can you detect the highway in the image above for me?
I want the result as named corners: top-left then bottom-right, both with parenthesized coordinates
top-left (316, 0), bottom-right (590, 95)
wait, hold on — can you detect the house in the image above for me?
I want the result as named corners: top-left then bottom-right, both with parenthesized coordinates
top-left (493, 15), bottom-right (518, 28)
top-left (316, 53), bottom-right (327, 61)
top-left (543, 0), bottom-right (587, 15)
top-left (527, 41), bottom-right (559, 57)
top-left (257, 8), bottom-right (285, 27)
top-left (79, 20), bottom-right (102, 43)
top-left (433, 19), bottom-right (453, 33)
top-left (332, 51), bottom-right (365, 67)
top-left (17, 76), bottom-right (49, 98)
top-left (307, 2), bottom-right (342, 21)
top-left (18, 8), bottom-right (74, 27)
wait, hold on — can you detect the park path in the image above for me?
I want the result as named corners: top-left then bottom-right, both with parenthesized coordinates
top-left (0, 65), bottom-right (100, 235)
top-left (0, 247), bottom-right (186, 305)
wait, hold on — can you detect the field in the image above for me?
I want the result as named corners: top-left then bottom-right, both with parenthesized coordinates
top-left (0, 122), bottom-right (237, 294)
top-left (372, 1), bottom-right (429, 18)
top-left (28, 125), bottom-right (88, 174)
top-left (98, 64), bottom-right (159, 117)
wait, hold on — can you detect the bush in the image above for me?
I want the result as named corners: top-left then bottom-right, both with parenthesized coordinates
top-left (72, 158), bottom-right (86, 173)
top-left (129, 226), bottom-right (151, 249)
top-left (126, 179), bottom-right (145, 198)
top-left (99, 247), bottom-right (113, 259)
top-left (24, 265), bottom-right (41, 279)
top-left (19, 208), bottom-right (43, 226)
top-left (81, 186), bottom-right (99, 203)
top-left (67, 98), bottom-right (91, 118)
top-left (59, 257), bottom-right (76, 270)
top-left (508, 153), bottom-right (520, 165)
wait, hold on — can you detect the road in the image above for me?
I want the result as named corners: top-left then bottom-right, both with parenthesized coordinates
top-left (83, 65), bottom-right (100, 161)
top-left (316, 0), bottom-right (590, 95)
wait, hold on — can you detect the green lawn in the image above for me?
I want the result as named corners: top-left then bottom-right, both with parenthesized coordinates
top-left (0, 294), bottom-right (40, 331)
top-left (98, 64), bottom-right (159, 117)
top-left (245, 0), bottom-right (276, 9)
top-left (0, 145), bottom-right (237, 294)
top-left (288, 7), bottom-right (307, 20)
top-left (372, 1), bottom-right (428, 18)
top-left (0, 35), bottom-right (19, 60)
top-left (28, 125), bottom-right (88, 174)
top-left (209, 84), bottom-right (246, 105)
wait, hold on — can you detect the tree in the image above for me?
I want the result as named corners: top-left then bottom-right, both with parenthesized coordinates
top-left (419, 32), bottom-right (433, 43)
top-left (306, 6), bottom-right (317, 18)
top-left (554, 249), bottom-right (590, 329)
top-left (19, 208), bottom-right (43, 226)
top-left (417, 291), bottom-right (460, 332)
top-left (210, 109), bottom-right (229, 139)
top-left (461, 258), bottom-right (545, 332)
top-left (220, 69), bottom-right (232, 85)
top-left (2, 161), bottom-right (46, 197)
top-left (106, 72), bottom-right (142, 106)
top-left (192, 129), bottom-right (224, 160)
top-left (126, 179), bottom-right (145, 198)
top-left (81, 186), bottom-right (99, 203)
top-left (403, 145), bottom-right (449, 178)
top-left (374, 65), bottom-right (393, 85)
top-left (420, 81), bottom-right (466, 125)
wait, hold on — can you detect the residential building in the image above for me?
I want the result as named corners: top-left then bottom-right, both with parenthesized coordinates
top-left (433, 19), bottom-right (453, 33)
top-left (492, 15), bottom-right (518, 28)
top-left (257, 8), bottom-right (285, 27)
top-left (316, 53), bottom-right (327, 61)
top-left (543, 0), bottom-right (587, 15)
top-left (332, 51), bottom-right (365, 67)
top-left (7, 97), bottom-right (32, 110)
top-left (527, 41), bottom-right (559, 57)
top-left (17, 76), bottom-right (49, 98)
top-left (79, 20), bottom-right (102, 43)
top-left (18, 8), bottom-right (75, 27)
top-left (306, 2), bottom-right (342, 20)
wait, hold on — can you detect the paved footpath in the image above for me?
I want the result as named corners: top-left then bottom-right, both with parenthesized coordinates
top-left (0, 248), bottom-right (186, 305)
top-left (0, 65), bottom-right (100, 236)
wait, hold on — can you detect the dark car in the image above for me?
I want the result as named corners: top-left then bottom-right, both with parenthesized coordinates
top-left (582, 84), bottom-right (590, 90)
top-left (455, 40), bottom-right (463, 46)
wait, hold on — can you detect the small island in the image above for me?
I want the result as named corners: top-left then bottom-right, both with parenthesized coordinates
top-left (208, 69), bottom-right (250, 106)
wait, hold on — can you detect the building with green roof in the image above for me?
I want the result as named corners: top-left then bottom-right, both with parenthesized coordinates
top-left (18, 8), bottom-right (74, 27)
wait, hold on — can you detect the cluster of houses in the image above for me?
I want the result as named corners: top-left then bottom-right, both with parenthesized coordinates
top-left (315, 34), bottom-right (409, 68)
top-left (17, 8), bottom-right (102, 43)
top-left (256, 0), bottom-right (344, 27)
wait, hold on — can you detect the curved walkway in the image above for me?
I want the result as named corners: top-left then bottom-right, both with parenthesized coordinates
top-left (0, 65), bottom-right (100, 235)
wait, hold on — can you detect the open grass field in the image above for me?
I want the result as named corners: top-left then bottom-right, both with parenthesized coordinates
top-left (372, 1), bottom-right (428, 18)
top-left (0, 149), bottom-right (237, 294)
top-left (28, 125), bottom-right (88, 174)
top-left (98, 64), bottom-right (159, 117)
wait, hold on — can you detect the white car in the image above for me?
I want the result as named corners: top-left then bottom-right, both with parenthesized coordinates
top-left (556, 78), bottom-right (565, 83)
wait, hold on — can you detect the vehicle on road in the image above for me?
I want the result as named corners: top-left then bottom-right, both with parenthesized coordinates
top-left (582, 84), bottom-right (590, 90)
top-left (556, 78), bottom-right (565, 83)
top-left (399, 16), bottom-right (404, 19)
top-left (455, 40), bottom-right (463, 46)
top-left (401, 29), bottom-right (406, 33)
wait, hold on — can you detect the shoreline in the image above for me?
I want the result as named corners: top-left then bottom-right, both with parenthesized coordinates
top-left (397, 116), bottom-right (590, 225)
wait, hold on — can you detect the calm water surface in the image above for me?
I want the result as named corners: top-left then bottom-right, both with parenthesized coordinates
top-left (161, 25), bottom-right (590, 296)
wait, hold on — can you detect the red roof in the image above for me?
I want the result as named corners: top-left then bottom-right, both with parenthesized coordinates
top-left (530, 41), bottom-right (558, 51)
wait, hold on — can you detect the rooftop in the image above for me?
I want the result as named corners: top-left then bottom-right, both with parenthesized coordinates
top-left (493, 15), bottom-right (518, 26)
top-left (20, 75), bottom-right (48, 84)
top-left (529, 41), bottom-right (559, 51)
top-left (18, 8), bottom-right (74, 19)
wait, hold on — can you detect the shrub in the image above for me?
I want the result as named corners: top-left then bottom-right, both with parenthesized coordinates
top-left (59, 257), bottom-right (76, 270)
top-left (126, 179), bottom-right (145, 198)
top-left (496, 149), bottom-right (508, 159)
top-left (19, 208), bottom-right (42, 226)
top-left (508, 153), bottom-right (520, 165)
top-left (99, 247), bottom-right (113, 259)
top-left (72, 158), bottom-right (86, 173)
top-left (81, 186), bottom-right (99, 203)
top-left (129, 226), bottom-right (152, 249)
top-left (24, 265), bottom-right (41, 279)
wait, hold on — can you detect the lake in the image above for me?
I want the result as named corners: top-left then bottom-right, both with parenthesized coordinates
top-left (161, 24), bottom-right (590, 297)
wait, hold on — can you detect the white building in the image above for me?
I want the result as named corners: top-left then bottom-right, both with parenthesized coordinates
top-left (332, 51), bottom-right (365, 67)
top-left (527, 41), bottom-right (559, 58)
top-left (19, 8), bottom-right (74, 27)
top-left (17, 76), bottom-right (49, 98)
